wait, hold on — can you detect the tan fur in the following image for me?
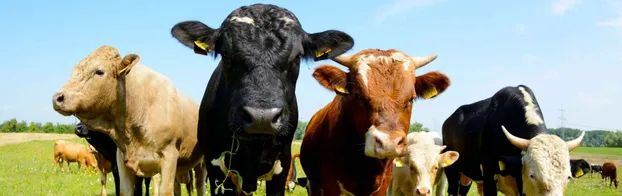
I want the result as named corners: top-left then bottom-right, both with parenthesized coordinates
top-left (53, 140), bottom-right (97, 174)
top-left (89, 146), bottom-right (112, 196)
top-left (390, 132), bottom-right (458, 196)
top-left (52, 45), bottom-right (206, 196)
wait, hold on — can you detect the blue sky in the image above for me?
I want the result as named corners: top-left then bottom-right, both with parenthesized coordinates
top-left (1, 0), bottom-right (621, 133)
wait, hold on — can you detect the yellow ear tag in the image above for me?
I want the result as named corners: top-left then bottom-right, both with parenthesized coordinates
top-left (441, 159), bottom-right (453, 167)
top-left (575, 169), bottom-right (584, 177)
top-left (315, 48), bottom-right (332, 58)
top-left (335, 86), bottom-right (349, 94)
top-left (118, 66), bottom-right (130, 75)
top-left (194, 40), bottom-right (211, 51)
top-left (395, 159), bottom-right (404, 168)
top-left (498, 160), bottom-right (506, 171)
top-left (422, 87), bottom-right (438, 99)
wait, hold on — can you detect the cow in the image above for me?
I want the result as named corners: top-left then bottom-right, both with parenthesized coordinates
top-left (169, 3), bottom-right (354, 195)
top-left (602, 161), bottom-right (619, 188)
top-left (389, 131), bottom-right (459, 196)
top-left (591, 164), bottom-right (603, 177)
top-left (53, 139), bottom-right (97, 173)
top-left (286, 153), bottom-right (301, 191)
top-left (52, 45), bottom-right (207, 196)
top-left (298, 48), bottom-right (451, 196)
top-left (442, 84), bottom-right (585, 196)
top-left (570, 159), bottom-right (591, 178)
top-left (75, 122), bottom-right (152, 196)
top-left (457, 173), bottom-right (519, 196)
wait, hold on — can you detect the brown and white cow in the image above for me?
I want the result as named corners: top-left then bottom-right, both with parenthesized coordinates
top-left (299, 48), bottom-right (451, 195)
top-left (52, 45), bottom-right (207, 196)
top-left (390, 132), bottom-right (459, 196)
top-left (54, 139), bottom-right (97, 173)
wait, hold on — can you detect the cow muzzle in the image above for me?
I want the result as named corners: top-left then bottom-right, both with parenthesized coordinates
top-left (242, 106), bottom-right (284, 135)
top-left (364, 126), bottom-right (407, 158)
top-left (415, 186), bottom-right (431, 196)
top-left (52, 91), bottom-right (75, 116)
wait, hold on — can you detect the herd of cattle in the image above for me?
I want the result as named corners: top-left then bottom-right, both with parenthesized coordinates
top-left (45, 3), bottom-right (620, 196)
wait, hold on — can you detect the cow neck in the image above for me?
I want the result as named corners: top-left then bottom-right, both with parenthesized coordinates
top-left (111, 64), bottom-right (147, 150)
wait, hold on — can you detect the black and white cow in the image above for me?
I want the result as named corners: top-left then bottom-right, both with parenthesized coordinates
top-left (170, 3), bottom-right (354, 195)
top-left (570, 159), bottom-right (591, 178)
top-left (591, 164), bottom-right (603, 177)
top-left (442, 85), bottom-right (585, 196)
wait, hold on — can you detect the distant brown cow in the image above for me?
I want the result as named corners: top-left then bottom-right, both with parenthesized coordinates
top-left (54, 140), bottom-right (97, 173)
top-left (602, 161), bottom-right (619, 188)
top-left (300, 48), bottom-right (451, 195)
top-left (88, 145), bottom-right (113, 196)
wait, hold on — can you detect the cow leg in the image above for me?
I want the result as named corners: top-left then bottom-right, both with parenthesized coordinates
top-left (117, 148), bottom-right (136, 196)
top-left (443, 165), bottom-right (460, 196)
top-left (194, 162), bottom-right (207, 196)
top-left (159, 149), bottom-right (179, 196)
top-left (112, 164), bottom-right (121, 196)
top-left (174, 180), bottom-right (181, 196)
top-left (153, 173), bottom-right (161, 196)
top-left (145, 177), bottom-right (152, 196)
top-left (265, 152), bottom-right (290, 196)
top-left (481, 161), bottom-right (497, 196)
top-left (101, 170), bottom-right (108, 196)
top-left (134, 177), bottom-right (144, 196)
top-left (457, 174), bottom-right (471, 196)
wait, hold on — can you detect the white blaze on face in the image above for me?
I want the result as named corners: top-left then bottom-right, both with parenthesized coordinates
top-left (230, 16), bottom-right (255, 25)
top-left (518, 87), bottom-right (544, 125)
top-left (522, 135), bottom-right (572, 196)
top-left (355, 55), bottom-right (373, 87)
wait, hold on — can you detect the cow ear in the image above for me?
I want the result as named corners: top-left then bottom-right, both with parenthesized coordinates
top-left (439, 151), bottom-right (459, 168)
top-left (304, 30), bottom-right (354, 61)
top-left (118, 54), bottom-right (140, 76)
top-left (312, 65), bottom-right (349, 95)
top-left (415, 71), bottom-right (450, 100)
top-left (171, 21), bottom-right (218, 56)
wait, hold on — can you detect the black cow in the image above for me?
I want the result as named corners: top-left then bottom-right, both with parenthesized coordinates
top-left (442, 85), bottom-right (585, 196)
top-left (591, 164), bottom-right (603, 177)
top-left (170, 3), bottom-right (354, 195)
top-left (570, 159), bottom-right (591, 178)
top-left (74, 123), bottom-right (152, 196)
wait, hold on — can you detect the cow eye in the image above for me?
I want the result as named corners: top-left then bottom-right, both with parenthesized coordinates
top-left (404, 98), bottom-right (414, 109)
top-left (95, 70), bottom-right (104, 76)
top-left (529, 174), bottom-right (534, 179)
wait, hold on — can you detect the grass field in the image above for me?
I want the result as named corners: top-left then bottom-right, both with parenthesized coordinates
top-left (0, 133), bottom-right (620, 196)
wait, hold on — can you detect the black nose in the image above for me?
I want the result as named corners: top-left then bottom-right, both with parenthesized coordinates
top-left (242, 106), bottom-right (283, 135)
top-left (54, 93), bottom-right (64, 103)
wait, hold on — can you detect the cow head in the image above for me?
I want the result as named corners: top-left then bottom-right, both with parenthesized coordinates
top-left (170, 4), bottom-right (354, 137)
top-left (74, 122), bottom-right (92, 139)
top-left (394, 144), bottom-right (459, 196)
top-left (52, 46), bottom-right (140, 123)
top-left (501, 126), bottom-right (585, 195)
top-left (313, 49), bottom-right (450, 159)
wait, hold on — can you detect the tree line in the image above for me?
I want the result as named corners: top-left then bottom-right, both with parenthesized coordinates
top-left (2, 118), bottom-right (621, 147)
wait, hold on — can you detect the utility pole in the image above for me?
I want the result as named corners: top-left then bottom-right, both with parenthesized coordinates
top-left (559, 106), bottom-right (566, 139)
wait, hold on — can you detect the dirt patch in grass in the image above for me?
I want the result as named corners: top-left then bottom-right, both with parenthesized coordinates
top-left (0, 133), bottom-right (78, 147)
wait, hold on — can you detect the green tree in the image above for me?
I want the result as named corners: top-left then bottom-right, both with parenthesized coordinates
top-left (604, 131), bottom-right (622, 147)
top-left (294, 121), bottom-right (308, 140)
top-left (27, 122), bottom-right (41, 132)
top-left (408, 122), bottom-right (429, 133)
top-left (41, 122), bottom-right (56, 133)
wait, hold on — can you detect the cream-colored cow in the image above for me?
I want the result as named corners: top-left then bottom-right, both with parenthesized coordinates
top-left (52, 45), bottom-right (206, 196)
top-left (391, 132), bottom-right (459, 196)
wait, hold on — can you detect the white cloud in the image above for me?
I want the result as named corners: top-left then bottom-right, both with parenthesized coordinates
top-left (375, 0), bottom-right (446, 24)
top-left (597, 0), bottom-right (622, 37)
top-left (515, 24), bottom-right (528, 34)
top-left (552, 0), bottom-right (583, 16)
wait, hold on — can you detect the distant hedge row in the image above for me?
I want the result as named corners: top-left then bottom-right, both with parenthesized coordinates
top-left (2, 118), bottom-right (621, 147)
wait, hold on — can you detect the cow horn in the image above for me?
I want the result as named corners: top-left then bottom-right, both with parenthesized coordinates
top-left (411, 54), bottom-right (438, 70)
top-left (332, 54), bottom-right (353, 68)
top-left (501, 125), bottom-right (530, 151)
top-left (566, 131), bottom-right (585, 151)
